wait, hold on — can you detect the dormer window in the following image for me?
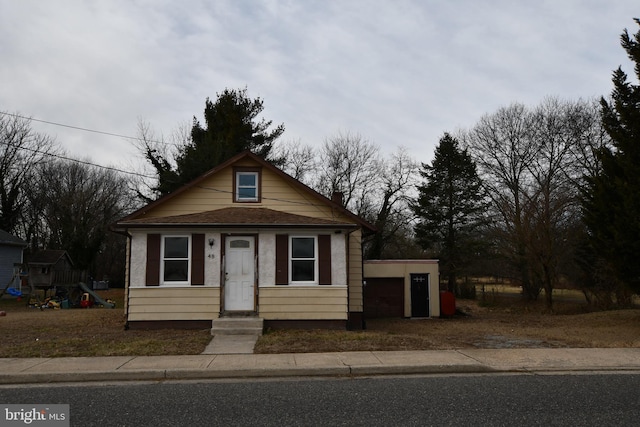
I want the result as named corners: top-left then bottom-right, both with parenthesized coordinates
top-left (233, 167), bottom-right (261, 202)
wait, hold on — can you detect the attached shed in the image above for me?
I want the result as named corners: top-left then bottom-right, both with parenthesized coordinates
top-left (364, 260), bottom-right (439, 319)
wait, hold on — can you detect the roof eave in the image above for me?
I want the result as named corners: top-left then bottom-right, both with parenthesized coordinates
top-left (0, 241), bottom-right (28, 248)
top-left (115, 222), bottom-right (359, 229)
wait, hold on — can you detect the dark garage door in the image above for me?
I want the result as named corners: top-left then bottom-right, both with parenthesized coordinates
top-left (364, 277), bottom-right (404, 318)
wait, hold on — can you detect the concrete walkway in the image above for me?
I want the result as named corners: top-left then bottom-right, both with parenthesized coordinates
top-left (2, 348), bottom-right (640, 385)
top-left (201, 335), bottom-right (259, 354)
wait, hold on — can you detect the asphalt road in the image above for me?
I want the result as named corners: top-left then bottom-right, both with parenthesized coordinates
top-left (1, 373), bottom-right (639, 426)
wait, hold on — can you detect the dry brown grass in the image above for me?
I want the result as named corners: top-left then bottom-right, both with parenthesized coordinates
top-left (255, 296), bottom-right (640, 354)
top-left (0, 289), bottom-right (211, 358)
top-left (2, 289), bottom-right (639, 357)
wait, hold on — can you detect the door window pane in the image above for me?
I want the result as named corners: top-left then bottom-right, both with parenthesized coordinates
top-left (230, 239), bottom-right (251, 248)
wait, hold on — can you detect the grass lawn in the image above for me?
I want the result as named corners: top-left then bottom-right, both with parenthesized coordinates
top-left (0, 289), bottom-right (211, 358)
top-left (1, 288), bottom-right (639, 358)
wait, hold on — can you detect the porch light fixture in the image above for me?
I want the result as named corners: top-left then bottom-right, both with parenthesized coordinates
top-left (208, 238), bottom-right (215, 248)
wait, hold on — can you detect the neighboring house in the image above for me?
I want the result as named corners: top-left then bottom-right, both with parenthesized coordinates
top-left (114, 150), bottom-right (376, 330)
top-left (28, 250), bottom-right (82, 288)
top-left (0, 229), bottom-right (27, 290)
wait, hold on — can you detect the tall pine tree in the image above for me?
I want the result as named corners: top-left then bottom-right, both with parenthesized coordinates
top-left (414, 133), bottom-right (487, 294)
top-left (583, 19), bottom-right (640, 295)
top-left (143, 88), bottom-right (284, 197)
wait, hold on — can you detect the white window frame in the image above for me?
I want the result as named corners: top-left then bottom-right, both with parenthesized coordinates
top-left (160, 235), bottom-right (191, 286)
top-left (235, 171), bottom-right (259, 202)
top-left (289, 235), bottom-right (318, 285)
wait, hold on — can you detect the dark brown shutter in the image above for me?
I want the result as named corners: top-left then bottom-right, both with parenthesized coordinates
top-left (191, 234), bottom-right (205, 285)
top-left (275, 234), bottom-right (288, 285)
top-left (318, 235), bottom-right (332, 285)
top-left (146, 234), bottom-right (161, 286)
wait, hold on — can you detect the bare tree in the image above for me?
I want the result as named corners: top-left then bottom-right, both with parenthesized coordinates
top-left (525, 98), bottom-right (585, 308)
top-left (0, 112), bottom-right (58, 235)
top-left (133, 118), bottom-right (190, 202)
top-left (316, 131), bottom-right (380, 216)
top-left (272, 139), bottom-right (316, 184)
top-left (463, 98), bottom-right (609, 309)
top-left (366, 147), bottom-right (419, 259)
top-left (28, 159), bottom-right (132, 278)
top-left (564, 98), bottom-right (612, 187)
top-left (463, 103), bottom-right (540, 299)
top-left (278, 134), bottom-right (419, 259)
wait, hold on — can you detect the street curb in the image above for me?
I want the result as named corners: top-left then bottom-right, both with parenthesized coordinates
top-left (0, 370), bottom-right (166, 385)
top-left (3, 366), bottom-right (640, 385)
top-left (0, 365), bottom-right (523, 385)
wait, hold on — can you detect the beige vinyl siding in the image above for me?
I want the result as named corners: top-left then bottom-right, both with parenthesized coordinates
top-left (259, 286), bottom-right (348, 320)
top-left (127, 287), bottom-right (220, 321)
top-left (348, 229), bottom-right (363, 312)
top-left (144, 160), bottom-right (348, 222)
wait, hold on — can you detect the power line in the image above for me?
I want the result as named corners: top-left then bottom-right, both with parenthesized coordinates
top-left (0, 140), bottom-right (156, 179)
top-left (0, 111), bottom-right (159, 178)
top-left (0, 110), bottom-right (168, 145)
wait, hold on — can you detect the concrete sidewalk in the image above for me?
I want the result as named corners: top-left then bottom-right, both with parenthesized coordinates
top-left (2, 348), bottom-right (640, 385)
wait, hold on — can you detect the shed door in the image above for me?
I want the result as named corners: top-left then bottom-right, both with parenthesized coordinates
top-left (410, 273), bottom-right (430, 317)
top-left (224, 236), bottom-right (255, 311)
top-left (364, 277), bottom-right (405, 318)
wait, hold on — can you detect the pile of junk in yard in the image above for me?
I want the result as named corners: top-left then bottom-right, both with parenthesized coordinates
top-left (2, 281), bottom-right (116, 310)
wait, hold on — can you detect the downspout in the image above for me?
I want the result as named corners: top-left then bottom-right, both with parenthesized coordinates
top-left (124, 231), bottom-right (132, 330)
top-left (109, 224), bottom-right (132, 330)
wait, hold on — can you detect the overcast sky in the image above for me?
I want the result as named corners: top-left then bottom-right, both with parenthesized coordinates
top-left (1, 0), bottom-right (638, 176)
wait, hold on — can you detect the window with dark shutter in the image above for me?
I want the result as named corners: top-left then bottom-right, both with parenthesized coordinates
top-left (146, 234), bottom-right (161, 286)
top-left (275, 234), bottom-right (288, 285)
top-left (191, 234), bottom-right (205, 285)
top-left (318, 235), bottom-right (332, 285)
top-left (162, 236), bottom-right (190, 283)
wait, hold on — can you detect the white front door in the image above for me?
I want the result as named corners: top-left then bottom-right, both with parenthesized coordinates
top-left (224, 236), bottom-right (255, 311)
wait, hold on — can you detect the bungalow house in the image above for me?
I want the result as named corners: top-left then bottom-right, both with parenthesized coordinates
top-left (114, 151), bottom-right (376, 330)
top-left (0, 229), bottom-right (27, 291)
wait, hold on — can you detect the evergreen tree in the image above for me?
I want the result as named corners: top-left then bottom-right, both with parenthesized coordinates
top-left (143, 88), bottom-right (284, 197)
top-left (583, 19), bottom-right (640, 295)
top-left (413, 133), bottom-right (487, 294)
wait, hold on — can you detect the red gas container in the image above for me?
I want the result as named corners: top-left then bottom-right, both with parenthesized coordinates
top-left (440, 291), bottom-right (456, 317)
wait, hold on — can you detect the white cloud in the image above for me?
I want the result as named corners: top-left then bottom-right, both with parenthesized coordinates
top-left (1, 0), bottom-right (638, 172)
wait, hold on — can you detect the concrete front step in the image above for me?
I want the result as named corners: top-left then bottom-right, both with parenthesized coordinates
top-left (211, 317), bottom-right (264, 336)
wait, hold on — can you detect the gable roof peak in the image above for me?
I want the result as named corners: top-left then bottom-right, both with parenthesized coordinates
top-left (115, 150), bottom-right (376, 233)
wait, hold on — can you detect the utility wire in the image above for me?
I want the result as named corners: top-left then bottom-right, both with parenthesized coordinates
top-left (0, 111), bottom-right (160, 178)
top-left (0, 140), bottom-right (156, 179)
top-left (0, 110), bottom-right (168, 146)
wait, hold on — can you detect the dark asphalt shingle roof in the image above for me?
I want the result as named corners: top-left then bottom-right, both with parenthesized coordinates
top-left (28, 250), bottom-right (70, 265)
top-left (118, 207), bottom-right (358, 228)
top-left (0, 229), bottom-right (27, 247)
